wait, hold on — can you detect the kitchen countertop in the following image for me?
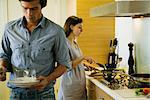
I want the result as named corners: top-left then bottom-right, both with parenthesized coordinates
top-left (86, 75), bottom-right (149, 100)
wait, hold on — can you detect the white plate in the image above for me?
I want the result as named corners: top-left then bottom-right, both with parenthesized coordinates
top-left (9, 77), bottom-right (40, 88)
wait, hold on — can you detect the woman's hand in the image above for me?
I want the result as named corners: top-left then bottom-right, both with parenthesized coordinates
top-left (83, 56), bottom-right (95, 64)
top-left (33, 76), bottom-right (50, 91)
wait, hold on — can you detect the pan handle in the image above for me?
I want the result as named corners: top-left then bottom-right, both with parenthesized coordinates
top-left (96, 63), bottom-right (104, 68)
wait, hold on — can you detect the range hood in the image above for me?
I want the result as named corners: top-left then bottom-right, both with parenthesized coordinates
top-left (90, 1), bottom-right (150, 17)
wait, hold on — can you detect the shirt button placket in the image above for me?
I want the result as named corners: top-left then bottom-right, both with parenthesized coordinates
top-left (27, 42), bottom-right (31, 58)
top-left (27, 42), bottom-right (31, 67)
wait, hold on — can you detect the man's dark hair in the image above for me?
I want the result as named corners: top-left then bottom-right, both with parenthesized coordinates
top-left (19, 0), bottom-right (47, 8)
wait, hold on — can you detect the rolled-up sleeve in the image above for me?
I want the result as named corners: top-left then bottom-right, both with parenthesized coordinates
top-left (0, 26), bottom-right (12, 62)
top-left (0, 25), bottom-right (12, 72)
top-left (54, 28), bottom-right (71, 70)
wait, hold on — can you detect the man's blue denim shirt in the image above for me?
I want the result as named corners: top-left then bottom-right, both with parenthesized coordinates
top-left (0, 16), bottom-right (71, 88)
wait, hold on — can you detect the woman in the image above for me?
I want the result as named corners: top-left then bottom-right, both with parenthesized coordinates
top-left (58, 16), bottom-right (95, 100)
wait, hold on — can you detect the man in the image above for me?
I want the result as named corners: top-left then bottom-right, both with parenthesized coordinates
top-left (0, 0), bottom-right (71, 99)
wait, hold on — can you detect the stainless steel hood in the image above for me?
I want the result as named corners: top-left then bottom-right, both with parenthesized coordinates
top-left (90, 1), bottom-right (150, 17)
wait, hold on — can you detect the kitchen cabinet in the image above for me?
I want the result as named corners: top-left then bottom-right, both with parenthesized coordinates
top-left (86, 79), bottom-right (114, 100)
top-left (95, 86), bottom-right (114, 100)
top-left (0, 73), bottom-right (10, 100)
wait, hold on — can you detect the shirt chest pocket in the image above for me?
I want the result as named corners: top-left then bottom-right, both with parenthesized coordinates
top-left (31, 44), bottom-right (53, 65)
top-left (11, 43), bottom-right (24, 52)
top-left (11, 43), bottom-right (26, 65)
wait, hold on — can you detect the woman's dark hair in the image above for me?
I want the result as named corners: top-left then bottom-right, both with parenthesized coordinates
top-left (64, 16), bottom-right (83, 37)
top-left (19, 0), bottom-right (47, 8)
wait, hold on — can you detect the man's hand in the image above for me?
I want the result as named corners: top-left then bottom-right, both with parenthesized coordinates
top-left (0, 67), bottom-right (6, 81)
top-left (0, 59), bottom-right (9, 81)
top-left (32, 64), bottom-right (67, 91)
top-left (32, 76), bottom-right (50, 91)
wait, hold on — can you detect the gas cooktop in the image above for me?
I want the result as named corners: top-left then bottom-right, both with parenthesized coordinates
top-left (99, 71), bottom-right (148, 90)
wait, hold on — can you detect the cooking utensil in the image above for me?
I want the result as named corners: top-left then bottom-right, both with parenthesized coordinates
top-left (82, 61), bottom-right (104, 71)
top-left (131, 73), bottom-right (150, 88)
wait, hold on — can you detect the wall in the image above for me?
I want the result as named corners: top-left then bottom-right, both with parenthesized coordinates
top-left (133, 18), bottom-right (150, 73)
top-left (0, 0), bottom-right (10, 99)
top-left (115, 17), bottom-right (133, 69)
top-left (115, 17), bottom-right (150, 74)
top-left (66, 0), bottom-right (76, 16)
top-left (7, 0), bottom-right (67, 26)
top-left (0, 0), bottom-right (8, 40)
top-left (77, 0), bottom-right (115, 64)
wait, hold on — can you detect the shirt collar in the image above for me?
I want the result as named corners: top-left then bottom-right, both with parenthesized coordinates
top-left (19, 17), bottom-right (26, 28)
top-left (37, 16), bottom-right (46, 28)
top-left (19, 15), bottom-right (46, 28)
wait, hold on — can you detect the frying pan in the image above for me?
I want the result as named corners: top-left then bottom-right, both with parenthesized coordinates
top-left (131, 73), bottom-right (150, 88)
top-left (131, 74), bottom-right (150, 82)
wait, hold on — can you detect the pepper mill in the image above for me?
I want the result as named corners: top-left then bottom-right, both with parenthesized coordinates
top-left (128, 42), bottom-right (134, 75)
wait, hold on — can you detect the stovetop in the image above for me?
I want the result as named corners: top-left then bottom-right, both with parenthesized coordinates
top-left (87, 69), bottom-right (147, 90)
top-left (99, 72), bottom-right (141, 90)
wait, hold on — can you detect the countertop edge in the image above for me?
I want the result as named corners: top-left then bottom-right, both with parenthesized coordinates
top-left (86, 75), bottom-right (149, 100)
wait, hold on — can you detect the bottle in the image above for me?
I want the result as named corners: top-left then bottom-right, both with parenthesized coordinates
top-left (128, 42), bottom-right (134, 75)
